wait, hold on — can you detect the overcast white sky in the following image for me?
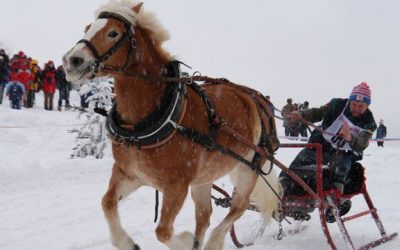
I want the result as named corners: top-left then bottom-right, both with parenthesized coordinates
top-left (1, 0), bottom-right (399, 136)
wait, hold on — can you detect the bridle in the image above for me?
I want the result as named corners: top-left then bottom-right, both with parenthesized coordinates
top-left (76, 11), bottom-right (137, 74)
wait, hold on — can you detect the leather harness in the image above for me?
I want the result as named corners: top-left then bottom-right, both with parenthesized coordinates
top-left (79, 11), bottom-right (278, 174)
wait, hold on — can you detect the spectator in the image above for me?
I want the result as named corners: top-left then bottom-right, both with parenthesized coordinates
top-left (290, 103), bottom-right (301, 137)
top-left (41, 60), bottom-right (57, 110)
top-left (0, 56), bottom-right (9, 104)
top-left (281, 98), bottom-right (295, 136)
top-left (30, 59), bottom-right (42, 93)
top-left (299, 101), bottom-right (310, 138)
top-left (0, 49), bottom-right (9, 64)
top-left (376, 119), bottom-right (387, 147)
top-left (5, 81), bottom-right (25, 109)
top-left (265, 95), bottom-right (275, 115)
top-left (56, 66), bottom-right (71, 111)
top-left (280, 82), bottom-right (377, 222)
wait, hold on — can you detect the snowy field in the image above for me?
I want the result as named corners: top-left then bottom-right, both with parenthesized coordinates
top-left (0, 90), bottom-right (399, 250)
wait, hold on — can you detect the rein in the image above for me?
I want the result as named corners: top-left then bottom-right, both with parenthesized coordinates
top-left (98, 65), bottom-right (240, 86)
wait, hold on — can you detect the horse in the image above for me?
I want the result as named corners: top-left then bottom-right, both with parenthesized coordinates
top-left (62, 1), bottom-right (281, 249)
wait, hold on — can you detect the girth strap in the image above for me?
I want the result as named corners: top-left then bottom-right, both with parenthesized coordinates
top-left (176, 126), bottom-right (269, 175)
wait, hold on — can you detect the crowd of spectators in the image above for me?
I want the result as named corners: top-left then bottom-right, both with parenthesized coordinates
top-left (0, 49), bottom-right (72, 110)
top-left (281, 98), bottom-right (310, 138)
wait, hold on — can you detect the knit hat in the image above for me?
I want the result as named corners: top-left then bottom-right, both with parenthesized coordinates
top-left (349, 82), bottom-right (371, 104)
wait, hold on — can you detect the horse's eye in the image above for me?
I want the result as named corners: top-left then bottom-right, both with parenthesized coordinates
top-left (108, 31), bottom-right (119, 38)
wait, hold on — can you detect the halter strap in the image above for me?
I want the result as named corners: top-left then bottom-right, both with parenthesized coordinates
top-left (76, 11), bottom-right (137, 73)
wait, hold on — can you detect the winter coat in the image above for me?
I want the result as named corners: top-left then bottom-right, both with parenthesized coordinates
top-left (0, 61), bottom-right (9, 84)
top-left (12, 69), bottom-right (34, 91)
top-left (41, 67), bottom-right (57, 94)
top-left (281, 103), bottom-right (295, 127)
top-left (56, 69), bottom-right (71, 93)
top-left (376, 124), bottom-right (387, 139)
top-left (6, 81), bottom-right (25, 101)
top-left (300, 98), bottom-right (377, 153)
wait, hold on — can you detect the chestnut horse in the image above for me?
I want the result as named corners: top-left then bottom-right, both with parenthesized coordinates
top-left (63, 1), bottom-right (281, 249)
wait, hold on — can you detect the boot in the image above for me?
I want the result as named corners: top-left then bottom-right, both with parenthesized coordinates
top-left (325, 199), bottom-right (352, 223)
top-left (58, 105), bottom-right (62, 111)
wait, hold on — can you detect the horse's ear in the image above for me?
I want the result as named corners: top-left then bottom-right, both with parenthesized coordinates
top-left (84, 24), bottom-right (91, 33)
top-left (132, 2), bottom-right (143, 14)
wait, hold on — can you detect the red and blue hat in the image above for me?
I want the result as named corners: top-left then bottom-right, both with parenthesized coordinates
top-left (349, 82), bottom-right (371, 105)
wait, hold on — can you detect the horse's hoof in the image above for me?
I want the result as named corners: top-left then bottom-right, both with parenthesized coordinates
top-left (192, 238), bottom-right (200, 250)
top-left (134, 244), bottom-right (140, 250)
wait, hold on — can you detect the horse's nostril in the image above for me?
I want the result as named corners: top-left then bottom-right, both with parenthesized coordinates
top-left (70, 56), bottom-right (84, 67)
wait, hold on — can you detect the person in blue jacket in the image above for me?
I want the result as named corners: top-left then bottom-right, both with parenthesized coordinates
top-left (6, 81), bottom-right (25, 109)
top-left (376, 119), bottom-right (387, 147)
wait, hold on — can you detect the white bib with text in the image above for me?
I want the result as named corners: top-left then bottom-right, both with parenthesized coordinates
top-left (322, 110), bottom-right (363, 152)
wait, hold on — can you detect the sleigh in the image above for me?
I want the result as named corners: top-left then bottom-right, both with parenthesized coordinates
top-left (212, 143), bottom-right (398, 250)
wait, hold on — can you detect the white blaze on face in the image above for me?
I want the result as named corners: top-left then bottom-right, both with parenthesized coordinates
top-left (84, 18), bottom-right (108, 41)
top-left (64, 18), bottom-right (109, 74)
top-left (67, 18), bottom-right (109, 60)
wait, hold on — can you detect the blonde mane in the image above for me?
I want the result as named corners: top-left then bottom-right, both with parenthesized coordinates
top-left (96, 0), bottom-right (170, 46)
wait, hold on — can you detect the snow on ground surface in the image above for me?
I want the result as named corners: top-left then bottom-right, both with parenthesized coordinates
top-left (0, 91), bottom-right (399, 250)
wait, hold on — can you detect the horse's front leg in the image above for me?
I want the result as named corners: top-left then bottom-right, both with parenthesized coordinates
top-left (191, 183), bottom-right (213, 249)
top-left (102, 164), bottom-right (142, 250)
top-left (156, 184), bottom-right (193, 250)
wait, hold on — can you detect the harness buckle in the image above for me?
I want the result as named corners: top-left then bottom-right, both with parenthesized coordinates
top-left (169, 120), bottom-right (184, 131)
top-left (117, 137), bottom-right (126, 145)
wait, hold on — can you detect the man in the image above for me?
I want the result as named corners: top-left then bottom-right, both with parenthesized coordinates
top-left (265, 95), bottom-right (275, 115)
top-left (280, 82), bottom-right (377, 222)
top-left (56, 66), bottom-right (71, 111)
top-left (0, 56), bottom-right (9, 104)
top-left (376, 119), bottom-right (387, 147)
top-left (281, 98), bottom-right (295, 136)
top-left (41, 61), bottom-right (57, 110)
top-left (299, 101), bottom-right (310, 138)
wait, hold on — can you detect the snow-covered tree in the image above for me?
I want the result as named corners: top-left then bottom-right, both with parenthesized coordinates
top-left (70, 77), bottom-right (114, 159)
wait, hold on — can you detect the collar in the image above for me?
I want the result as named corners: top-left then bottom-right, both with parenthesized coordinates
top-left (105, 61), bottom-right (187, 149)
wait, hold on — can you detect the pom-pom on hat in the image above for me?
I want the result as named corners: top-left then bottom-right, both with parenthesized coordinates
top-left (349, 82), bottom-right (371, 105)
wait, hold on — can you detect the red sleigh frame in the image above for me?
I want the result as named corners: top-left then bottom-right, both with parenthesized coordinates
top-left (212, 143), bottom-right (398, 249)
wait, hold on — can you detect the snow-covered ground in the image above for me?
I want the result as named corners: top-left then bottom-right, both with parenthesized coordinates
top-left (0, 91), bottom-right (398, 250)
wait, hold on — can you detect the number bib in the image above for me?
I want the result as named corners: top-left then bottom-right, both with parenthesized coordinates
top-left (322, 107), bottom-right (363, 152)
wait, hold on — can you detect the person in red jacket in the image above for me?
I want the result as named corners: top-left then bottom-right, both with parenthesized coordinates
top-left (41, 60), bottom-right (57, 110)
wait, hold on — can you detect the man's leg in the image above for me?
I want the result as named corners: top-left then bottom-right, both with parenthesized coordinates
top-left (279, 148), bottom-right (317, 193)
top-left (324, 151), bottom-right (354, 223)
top-left (330, 151), bottom-right (353, 193)
top-left (49, 93), bottom-right (54, 110)
top-left (0, 84), bottom-right (4, 104)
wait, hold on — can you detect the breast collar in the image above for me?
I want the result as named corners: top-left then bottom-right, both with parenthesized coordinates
top-left (106, 61), bottom-right (187, 149)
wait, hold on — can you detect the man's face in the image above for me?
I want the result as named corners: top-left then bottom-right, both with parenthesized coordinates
top-left (349, 100), bottom-right (368, 117)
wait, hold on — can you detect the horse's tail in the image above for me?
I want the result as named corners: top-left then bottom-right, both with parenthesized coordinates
top-left (250, 161), bottom-right (282, 224)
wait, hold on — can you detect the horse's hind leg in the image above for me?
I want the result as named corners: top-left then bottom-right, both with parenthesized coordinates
top-left (102, 164), bottom-right (142, 250)
top-left (204, 169), bottom-right (258, 250)
top-left (191, 183), bottom-right (213, 249)
top-left (156, 184), bottom-right (192, 250)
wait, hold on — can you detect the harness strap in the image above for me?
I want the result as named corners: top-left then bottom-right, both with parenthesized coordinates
top-left (176, 126), bottom-right (262, 172)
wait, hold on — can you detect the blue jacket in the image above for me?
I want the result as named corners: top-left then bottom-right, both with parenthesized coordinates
top-left (376, 124), bottom-right (387, 139)
top-left (6, 81), bottom-right (25, 101)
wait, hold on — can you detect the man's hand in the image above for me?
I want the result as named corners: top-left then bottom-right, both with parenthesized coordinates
top-left (339, 123), bottom-right (352, 142)
top-left (288, 111), bottom-right (302, 122)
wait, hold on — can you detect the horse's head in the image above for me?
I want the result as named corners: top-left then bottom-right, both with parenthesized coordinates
top-left (62, 0), bottom-right (170, 82)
